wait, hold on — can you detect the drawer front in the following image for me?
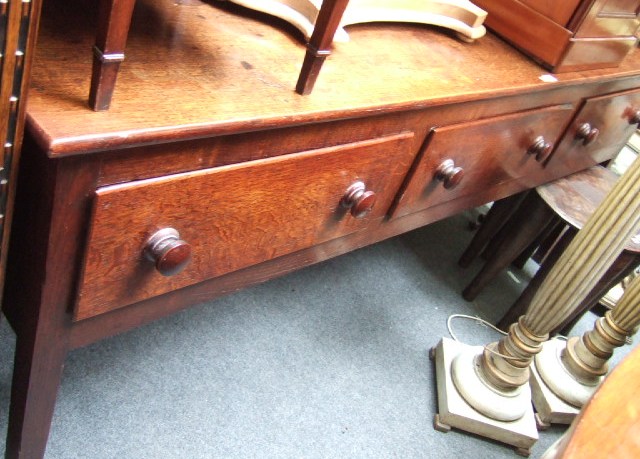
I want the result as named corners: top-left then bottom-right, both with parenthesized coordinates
top-left (75, 133), bottom-right (416, 320)
top-left (548, 88), bottom-right (640, 178)
top-left (392, 105), bottom-right (575, 218)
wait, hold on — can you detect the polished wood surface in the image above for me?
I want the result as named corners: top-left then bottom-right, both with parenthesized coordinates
top-left (29, 0), bottom-right (640, 156)
top-left (392, 104), bottom-right (575, 218)
top-left (549, 339), bottom-right (640, 458)
top-left (549, 87), bottom-right (640, 176)
top-left (75, 133), bottom-right (414, 320)
top-left (474, 0), bottom-right (640, 72)
top-left (5, 0), bottom-right (640, 457)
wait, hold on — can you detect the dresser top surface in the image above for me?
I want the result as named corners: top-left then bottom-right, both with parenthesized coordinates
top-left (27, 0), bottom-right (640, 156)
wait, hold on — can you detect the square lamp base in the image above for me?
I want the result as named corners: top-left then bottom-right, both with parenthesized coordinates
top-left (530, 360), bottom-right (579, 429)
top-left (431, 337), bottom-right (538, 457)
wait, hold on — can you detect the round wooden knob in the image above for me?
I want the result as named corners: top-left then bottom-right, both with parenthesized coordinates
top-left (144, 228), bottom-right (192, 276)
top-left (576, 123), bottom-right (600, 145)
top-left (527, 136), bottom-right (553, 162)
top-left (629, 109), bottom-right (640, 125)
top-left (435, 159), bottom-right (464, 189)
top-left (341, 181), bottom-right (376, 218)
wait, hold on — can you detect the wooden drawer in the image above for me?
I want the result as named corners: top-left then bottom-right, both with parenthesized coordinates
top-left (74, 132), bottom-right (416, 320)
top-left (392, 105), bottom-right (575, 218)
top-left (474, 0), bottom-right (639, 72)
top-left (548, 88), bottom-right (640, 178)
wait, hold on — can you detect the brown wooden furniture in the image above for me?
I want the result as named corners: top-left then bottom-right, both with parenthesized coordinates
top-left (459, 166), bottom-right (640, 335)
top-left (474, 0), bottom-right (640, 73)
top-left (0, 1), bottom-right (41, 310)
top-left (544, 341), bottom-right (640, 458)
top-left (90, 0), bottom-right (350, 108)
top-left (6, 0), bottom-right (640, 456)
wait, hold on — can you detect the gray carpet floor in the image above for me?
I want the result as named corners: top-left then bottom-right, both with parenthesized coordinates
top-left (0, 211), bottom-right (633, 458)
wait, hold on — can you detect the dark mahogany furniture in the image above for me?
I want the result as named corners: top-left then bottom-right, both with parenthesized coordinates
top-left (0, 1), bottom-right (40, 311)
top-left (5, 0), bottom-right (640, 457)
top-left (474, 0), bottom-right (640, 73)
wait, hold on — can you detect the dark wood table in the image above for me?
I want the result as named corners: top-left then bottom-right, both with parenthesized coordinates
top-left (4, 0), bottom-right (640, 457)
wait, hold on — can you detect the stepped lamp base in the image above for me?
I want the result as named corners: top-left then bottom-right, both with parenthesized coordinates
top-left (529, 360), bottom-right (579, 428)
top-left (431, 338), bottom-right (538, 456)
top-left (531, 338), bottom-right (600, 427)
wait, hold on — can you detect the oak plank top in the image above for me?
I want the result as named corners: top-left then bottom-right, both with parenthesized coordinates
top-left (27, 0), bottom-right (640, 156)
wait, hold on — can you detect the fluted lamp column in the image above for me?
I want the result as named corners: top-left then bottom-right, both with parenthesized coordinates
top-left (532, 274), bottom-right (640, 427)
top-left (432, 154), bottom-right (640, 456)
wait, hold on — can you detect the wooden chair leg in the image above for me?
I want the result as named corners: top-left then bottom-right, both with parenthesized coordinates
top-left (531, 219), bottom-right (566, 265)
top-left (555, 252), bottom-right (640, 336)
top-left (89, 0), bottom-right (137, 111)
top-left (511, 218), bottom-right (562, 269)
top-left (295, 0), bottom-right (349, 95)
top-left (458, 192), bottom-right (528, 268)
top-left (496, 227), bottom-right (577, 331)
top-left (462, 192), bottom-right (555, 301)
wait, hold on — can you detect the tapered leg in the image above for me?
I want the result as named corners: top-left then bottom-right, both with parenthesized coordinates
top-left (89, 0), bottom-right (136, 110)
top-left (295, 0), bottom-right (349, 95)
top-left (511, 220), bottom-right (563, 269)
top-left (462, 192), bottom-right (556, 301)
top-left (458, 192), bottom-right (527, 268)
top-left (5, 326), bottom-right (68, 459)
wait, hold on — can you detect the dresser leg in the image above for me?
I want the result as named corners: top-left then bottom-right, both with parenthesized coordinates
top-left (5, 326), bottom-right (68, 459)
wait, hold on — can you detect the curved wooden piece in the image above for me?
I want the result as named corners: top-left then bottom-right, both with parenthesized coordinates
top-left (546, 344), bottom-right (640, 459)
top-left (224, 0), bottom-right (487, 43)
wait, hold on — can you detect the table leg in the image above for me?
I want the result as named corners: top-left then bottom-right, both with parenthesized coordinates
top-left (295, 0), bottom-right (349, 95)
top-left (89, 0), bottom-right (137, 110)
top-left (462, 192), bottom-right (556, 301)
top-left (5, 322), bottom-right (68, 459)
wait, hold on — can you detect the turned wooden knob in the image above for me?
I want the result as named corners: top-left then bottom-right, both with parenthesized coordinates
top-left (144, 228), bottom-right (192, 276)
top-left (576, 123), bottom-right (600, 145)
top-left (341, 181), bottom-right (376, 218)
top-left (435, 159), bottom-right (464, 189)
top-left (628, 109), bottom-right (640, 125)
top-left (527, 136), bottom-right (553, 162)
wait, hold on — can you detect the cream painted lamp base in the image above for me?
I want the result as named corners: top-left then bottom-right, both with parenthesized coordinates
top-left (431, 338), bottom-right (538, 457)
top-left (222, 0), bottom-right (487, 42)
top-left (530, 338), bottom-right (600, 428)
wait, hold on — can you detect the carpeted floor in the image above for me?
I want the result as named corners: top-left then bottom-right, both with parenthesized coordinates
top-left (0, 211), bottom-right (633, 458)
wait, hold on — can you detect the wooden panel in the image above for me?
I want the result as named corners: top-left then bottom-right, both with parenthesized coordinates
top-left (547, 87), bottom-right (640, 178)
top-left (575, 0), bottom-right (640, 37)
top-left (391, 105), bottom-right (575, 219)
top-left (519, 0), bottom-right (583, 26)
top-left (74, 132), bottom-right (416, 320)
top-left (555, 36), bottom-right (638, 72)
top-left (473, 0), bottom-right (572, 67)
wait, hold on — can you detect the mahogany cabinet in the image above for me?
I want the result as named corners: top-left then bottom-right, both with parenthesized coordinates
top-left (474, 0), bottom-right (640, 72)
top-left (3, 0), bottom-right (640, 457)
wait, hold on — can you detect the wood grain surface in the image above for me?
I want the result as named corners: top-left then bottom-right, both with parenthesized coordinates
top-left (27, 0), bottom-right (640, 156)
